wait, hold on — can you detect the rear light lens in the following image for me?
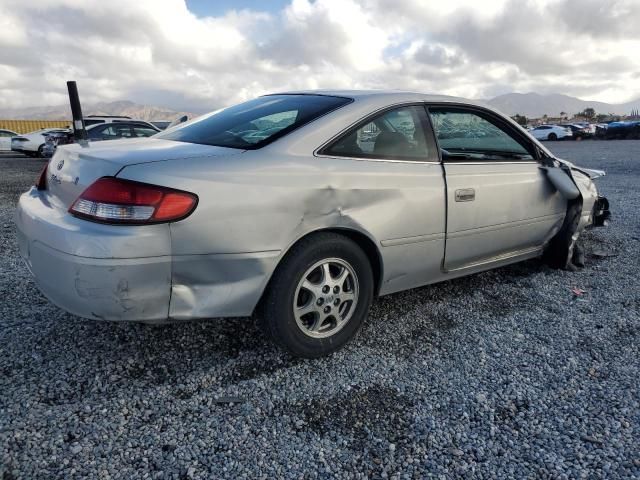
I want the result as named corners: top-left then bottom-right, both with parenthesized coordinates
top-left (36, 164), bottom-right (48, 190)
top-left (69, 177), bottom-right (198, 224)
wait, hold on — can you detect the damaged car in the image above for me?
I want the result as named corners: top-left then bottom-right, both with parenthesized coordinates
top-left (15, 91), bottom-right (610, 357)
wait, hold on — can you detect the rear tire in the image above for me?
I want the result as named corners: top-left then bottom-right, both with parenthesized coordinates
top-left (261, 232), bottom-right (374, 358)
top-left (548, 133), bottom-right (558, 141)
top-left (37, 144), bottom-right (45, 158)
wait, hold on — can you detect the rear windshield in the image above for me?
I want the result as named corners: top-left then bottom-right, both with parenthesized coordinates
top-left (158, 94), bottom-right (352, 149)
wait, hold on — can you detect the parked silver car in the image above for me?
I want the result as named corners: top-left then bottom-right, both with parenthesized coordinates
top-left (15, 91), bottom-right (609, 357)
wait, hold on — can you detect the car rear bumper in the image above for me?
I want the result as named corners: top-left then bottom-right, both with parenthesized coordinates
top-left (15, 188), bottom-right (172, 321)
top-left (15, 188), bottom-right (278, 322)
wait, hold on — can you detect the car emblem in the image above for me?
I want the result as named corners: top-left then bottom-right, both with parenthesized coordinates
top-left (57, 159), bottom-right (64, 170)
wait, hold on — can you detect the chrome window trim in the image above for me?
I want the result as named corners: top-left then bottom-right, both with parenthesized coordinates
top-left (314, 152), bottom-right (440, 165)
top-left (444, 161), bottom-right (540, 166)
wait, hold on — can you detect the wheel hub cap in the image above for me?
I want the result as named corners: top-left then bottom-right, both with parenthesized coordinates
top-left (293, 258), bottom-right (359, 339)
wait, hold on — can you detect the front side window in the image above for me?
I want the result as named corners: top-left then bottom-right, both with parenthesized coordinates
top-left (322, 106), bottom-right (432, 160)
top-left (158, 94), bottom-right (351, 149)
top-left (429, 108), bottom-right (534, 160)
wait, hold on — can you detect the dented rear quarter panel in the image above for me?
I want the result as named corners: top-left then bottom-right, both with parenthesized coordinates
top-left (118, 150), bottom-right (446, 318)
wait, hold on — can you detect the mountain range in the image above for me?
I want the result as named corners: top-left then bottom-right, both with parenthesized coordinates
top-left (485, 93), bottom-right (640, 118)
top-left (1, 93), bottom-right (639, 121)
top-left (0, 100), bottom-right (194, 122)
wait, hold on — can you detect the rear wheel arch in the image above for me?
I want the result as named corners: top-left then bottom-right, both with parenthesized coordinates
top-left (260, 227), bottom-right (384, 307)
top-left (258, 228), bottom-right (379, 357)
top-left (329, 228), bottom-right (383, 295)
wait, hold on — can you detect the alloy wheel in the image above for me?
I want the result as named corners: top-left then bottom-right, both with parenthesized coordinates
top-left (293, 258), bottom-right (359, 338)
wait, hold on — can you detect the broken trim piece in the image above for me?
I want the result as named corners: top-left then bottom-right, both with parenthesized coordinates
top-left (540, 166), bottom-right (580, 200)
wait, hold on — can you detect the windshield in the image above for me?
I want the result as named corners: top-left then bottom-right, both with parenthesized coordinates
top-left (157, 94), bottom-right (351, 149)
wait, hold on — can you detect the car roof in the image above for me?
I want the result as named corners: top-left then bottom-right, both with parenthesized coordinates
top-left (85, 115), bottom-right (131, 119)
top-left (86, 121), bottom-right (158, 130)
top-left (270, 89), bottom-right (491, 108)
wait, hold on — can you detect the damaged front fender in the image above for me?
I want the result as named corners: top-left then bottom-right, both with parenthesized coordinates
top-left (541, 156), bottom-right (609, 269)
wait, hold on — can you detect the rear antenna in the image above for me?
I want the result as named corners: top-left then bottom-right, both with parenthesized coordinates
top-left (66, 81), bottom-right (88, 145)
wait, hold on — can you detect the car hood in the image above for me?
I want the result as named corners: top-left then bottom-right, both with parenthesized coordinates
top-left (58, 137), bottom-right (244, 167)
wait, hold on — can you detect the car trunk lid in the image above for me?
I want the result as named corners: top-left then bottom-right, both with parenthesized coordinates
top-left (44, 138), bottom-right (243, 209)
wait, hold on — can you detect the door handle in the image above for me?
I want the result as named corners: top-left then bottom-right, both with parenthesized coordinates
top-left (455, 188), bottom-right (475, 202)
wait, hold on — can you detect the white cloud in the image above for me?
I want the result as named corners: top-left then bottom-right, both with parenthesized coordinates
top-left (0, 0), bottom-right (638, 112)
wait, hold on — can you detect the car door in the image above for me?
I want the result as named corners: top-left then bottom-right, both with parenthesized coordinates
top-left (428, 105), bottom-right (566, 272)
top-left (318, 104), bottom-right (446, 294)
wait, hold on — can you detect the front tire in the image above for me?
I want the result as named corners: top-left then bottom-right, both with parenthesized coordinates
top-left (261, 232), bottom-right (374, 358)
top-left (548, 133), bottom-right (558, 141)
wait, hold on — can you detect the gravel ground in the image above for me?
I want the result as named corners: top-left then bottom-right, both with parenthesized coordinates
top-left (1, 141), bottom-right (639, 479)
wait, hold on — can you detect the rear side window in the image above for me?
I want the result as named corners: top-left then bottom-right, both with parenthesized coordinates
top-left (321, 105), bottom-right (433, 160)
top-left (158, 94), bottom-right (351, 149)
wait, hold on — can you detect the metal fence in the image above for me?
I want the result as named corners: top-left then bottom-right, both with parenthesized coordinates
top-left (0, 119), bottom-right (71, 134)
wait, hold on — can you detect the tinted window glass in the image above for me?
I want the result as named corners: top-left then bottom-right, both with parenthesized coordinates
top-left (132, 126), bottom-right (159, 137)
top-left (89, 124), bottom-right (133, 140)
top-left (429, 108), bottom-right (533, 159)
top-left (323, 106), bottom-right (431, 160)
top-left (84, 119), bottom-right (104, 126)
top-left (158, 95), bottom-right (351, 149)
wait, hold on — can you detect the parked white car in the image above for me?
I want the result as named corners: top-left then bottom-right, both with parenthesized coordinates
top-left (11, 128), bottom-right (69, 157)
top-left (530, 125), bottom-right (573, 141)
top-left (0, 129), bottom-right (17, 151)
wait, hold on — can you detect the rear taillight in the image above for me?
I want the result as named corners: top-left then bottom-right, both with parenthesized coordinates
top-left (69, 177), bottom-right (198, 224)
top-left (36, 164), bottom-right (48, 190)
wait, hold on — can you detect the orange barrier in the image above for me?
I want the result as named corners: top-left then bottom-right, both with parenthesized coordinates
top-left (0, 119), bottom-right (71, 134)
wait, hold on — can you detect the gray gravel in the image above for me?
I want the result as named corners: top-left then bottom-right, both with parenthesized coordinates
top-left (1, 141), bottom-right (640, 479)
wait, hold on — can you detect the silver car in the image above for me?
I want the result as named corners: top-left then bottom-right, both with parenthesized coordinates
top-left (15, 91), bottom-right (610, 357)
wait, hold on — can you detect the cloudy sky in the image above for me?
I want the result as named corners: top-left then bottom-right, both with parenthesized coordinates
top-left (0, 0), bottom-right (638, 112)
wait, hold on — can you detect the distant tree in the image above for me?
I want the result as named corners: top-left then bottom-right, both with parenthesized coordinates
top-left (595, 114), bottom-right (608, 123)
top-left (512, 114), bottom-right (527, 126)
top-left (581, 107), bottom-right (596, 120)
top-left (560, 111), bottom-right (567, 119)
